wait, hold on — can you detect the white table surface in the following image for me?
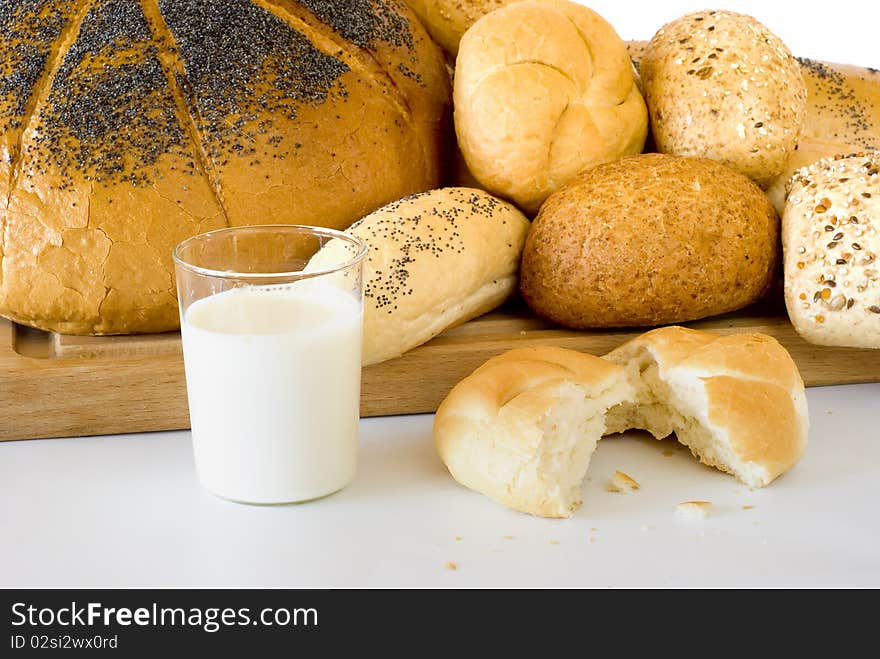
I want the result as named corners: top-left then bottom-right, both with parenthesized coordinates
top-left (1, 383), bottom-right (879, 588)
top-left (2, 1), bottom-right (879, 589)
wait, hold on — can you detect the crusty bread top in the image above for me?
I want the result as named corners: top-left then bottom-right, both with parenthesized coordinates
top-left (608, 326), bottom-right (804, 393)
top-left (439, 346), bottom-right (625, 425)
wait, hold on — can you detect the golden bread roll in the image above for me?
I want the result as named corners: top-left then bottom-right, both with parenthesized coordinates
top-left (519, 154), bottom-right (779, 329)
top-left (435, 329), bottom-right (808, 518)
top-left (434, 347), bottom-right (635, 518)
top-left (0, 0), bottom-right (450, 334)
top-left (604, 327), bottom-right (809, 488)
top-left (308, 188), bottom-right (530, 366)
top-left (405, 0), bottom-right (518, 56)
top-left (782, 153), bottom-right (880, 348)
top-left (641, 11), bottom-right (807, 189)
top-left (453, 0), bottom-right (647, 214)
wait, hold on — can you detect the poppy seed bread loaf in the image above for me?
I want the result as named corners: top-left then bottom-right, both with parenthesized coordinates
top-left (519, 154), bottom-right (780, 328)
top-left (0, 0), bottom-right (450, 334)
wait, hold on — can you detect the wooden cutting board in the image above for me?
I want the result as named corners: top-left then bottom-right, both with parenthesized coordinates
top-left (2, 302), bottom-right (879, 441)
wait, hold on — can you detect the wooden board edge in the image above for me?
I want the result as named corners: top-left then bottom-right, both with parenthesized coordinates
top-left (3, 315), bottom-right (880, 441)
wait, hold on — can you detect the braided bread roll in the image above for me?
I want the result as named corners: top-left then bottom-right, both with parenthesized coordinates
top-left (453, 0), bottom-right (647, 213)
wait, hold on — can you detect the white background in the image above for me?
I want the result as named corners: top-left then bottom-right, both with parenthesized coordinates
top-left (0, 0), bottom-right (879, 588)
top-left (583, 0), bottom-right (879, 66)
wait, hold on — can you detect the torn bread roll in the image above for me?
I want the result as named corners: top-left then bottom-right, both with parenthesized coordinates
top-left (434, 347), bottom-right (635, 518)
top-left (307, 188), bottom-right (530, 366)
top-left (434, 328), bottom-right (808, 518)
top-left (782, 152), bottom-right (880, 349)
top-left (604, 327), bottom-right (809, 488)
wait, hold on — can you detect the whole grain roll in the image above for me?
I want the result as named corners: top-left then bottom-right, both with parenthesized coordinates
top-left (453, 0), bottom-right (647, 214)
top-left (782, 152), bottom-right (880, 348)
top-left (0, 0), bottom-right (450, 335)
top-left (308, 188), bottom-right (530, 365)
top-left (519, 154), bottom-right (779, 328)
top-left (641, 10), bottom-right (807, 189)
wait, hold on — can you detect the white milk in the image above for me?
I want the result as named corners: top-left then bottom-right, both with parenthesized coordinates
top-left (180, 284), bottom-right (363, 504)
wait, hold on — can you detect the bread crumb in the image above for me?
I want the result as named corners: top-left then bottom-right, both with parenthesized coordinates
top-left (445, 561), bottom-right (457, 571)
top-left (454, 536), bottom-right (462, 541)
top-left (741, 505), bottom-right (755, 511)
top-left (588, 537), bottom-right (596, 543)
top-left (503, 535), bottom-right (514, 540)
top-left (549, 539), bottom-right (560, 545)
top-left (606, 470), bottom-right (640, 493)
top-left (519, 330), bottom-right (527, 336)
top-left (675, 501), bottom-right (712, 520)
top-left (662, 449), bottom-right (675, 457)
top-left (590, 527), bottom-right (597, 532)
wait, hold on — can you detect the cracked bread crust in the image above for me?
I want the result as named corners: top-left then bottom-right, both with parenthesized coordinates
top-left (0, 0), bottom-right (450, 334)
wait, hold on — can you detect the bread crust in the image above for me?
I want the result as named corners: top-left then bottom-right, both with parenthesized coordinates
top-left (405, 0), bottom-right (517, 56)
top-left (605, 326), bottom-right (809, 486)
top-left (0, 0), bottom-right (451, 334)
top-left (519, 154), bottom-right (779, 328)
top-left (453, 0), bottom-right (647, 214)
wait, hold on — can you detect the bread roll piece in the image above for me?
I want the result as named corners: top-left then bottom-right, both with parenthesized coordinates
top-left (641, 10), bottom-right (807, 189)
top-left (519, 154), bottom-right (779, 329)
top-left (308, 188), bottom-right (530, 366)
top-left (406, 0), bottom-right (518, 56)
top-left (782, 153), bottom-right (880, 348)
top-left (434, 347), bottom-right (635, 518)
top-left (604, 327), bottom-right (809, 488)
top-left (453, 0), bottom-right (647, 214)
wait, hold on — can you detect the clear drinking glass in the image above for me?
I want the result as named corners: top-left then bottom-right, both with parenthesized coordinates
top-left (173, 225), bottom-right (368, 504)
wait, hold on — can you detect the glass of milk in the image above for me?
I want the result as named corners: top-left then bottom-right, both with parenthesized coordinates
top-left (173, 225), bottom-right (368, 505)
